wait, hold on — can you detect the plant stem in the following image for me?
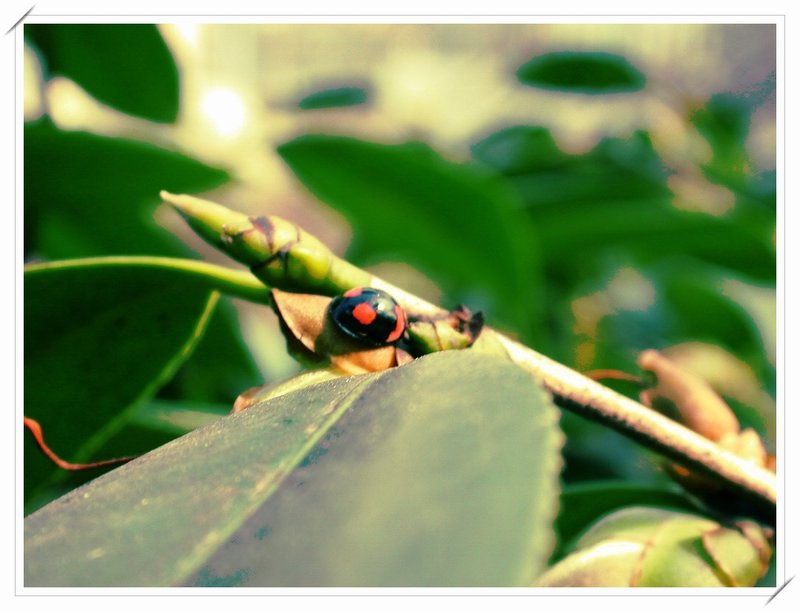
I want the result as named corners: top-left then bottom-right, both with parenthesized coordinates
top-left (24, 256), bottom-right (273, 305)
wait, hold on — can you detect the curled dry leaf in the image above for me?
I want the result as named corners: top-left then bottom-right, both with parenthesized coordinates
top-left (637, 349), bottom-right (740, 442)
top-left (662, 342), bottom-right (776, 447)
top-left (636, 349), bottom-right (773, 516)
top-left (637, 349), bottom-right (770, 470)
top-left (271, 289), bottom-right (398, 375)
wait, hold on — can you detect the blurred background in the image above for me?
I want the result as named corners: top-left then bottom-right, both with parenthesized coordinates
top-left (24, 23), bottom-right (776, 498)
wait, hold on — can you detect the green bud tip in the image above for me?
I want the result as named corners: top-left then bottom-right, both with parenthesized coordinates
top-left (161, 191), bottom-right (250, 245)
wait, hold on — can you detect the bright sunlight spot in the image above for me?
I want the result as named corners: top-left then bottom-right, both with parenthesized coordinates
top-left (200, 87), bottom-right (247, 138)
top-left (173, 23), bottom-right (200, 48)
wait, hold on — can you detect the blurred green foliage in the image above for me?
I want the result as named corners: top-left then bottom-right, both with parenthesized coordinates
top-left (23, 25), bottom-right (776, 586)
top-left (297, 85), bottom-right (369, 109)
top-left (26, 24), bottom-right (180, 122)
top-left (24, 119), bottom-right (229, 259)
top-left (24, 262), bottom-right (219, 509)
top-left (24, 25), bottom-right (262, 513)
top-left (516, 51), bottom-right (646, 93)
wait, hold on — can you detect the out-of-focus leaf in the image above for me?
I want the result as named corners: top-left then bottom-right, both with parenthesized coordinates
top-left (658, 268), bottom-right (768, 369)
top-left (128, 400), bottom-right (229, 436)
top-left (277, 134), bottom-right (540, 335)
top-left (24, 259), bottom-right (221, 506)
top-left (516, 51), bottom-right (646, 94)
top-left (689, 92), bottom-right (777, 269)
top-left (757, 548), bottom-right (776, 587)
top-left (474, 127), bottom-right (670, 199)
top-left (297, 85), bottom-right (369, 109)
top-left (24, 120), bottom-right (229, 260)
top-left (536, 507), bottom-right (771, 586)
top-left (553, 481), bottom-right (698, 561)
top-left (25, 351), bottom-right (563, 587)
top-left (702, 521), bottom-right (772, 587)
top-left (559, 410), bottom-right (668, 485)
top-left (692, 93), bottom-right (753, 189)
top-left (473, 126), bottom-right (775, 281)
top-left (472, 126), bottom-right (570, 175)
top-left (158, 300), bottom-right (263, 404)
top-left (25, 24), bottom-right (179, 122)
top-left (587, 262), bottom-right (774, 404)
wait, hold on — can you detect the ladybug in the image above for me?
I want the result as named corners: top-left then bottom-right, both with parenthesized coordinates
top-left (329, 287), bottom-right (408, 346)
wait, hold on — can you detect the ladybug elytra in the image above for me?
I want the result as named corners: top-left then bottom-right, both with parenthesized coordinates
top-left (329, 287), bottom-right (407, 346)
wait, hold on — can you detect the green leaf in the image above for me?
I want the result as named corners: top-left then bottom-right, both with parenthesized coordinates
top-left (702, 522), bottom-right (772, 587)
top-left (128, 400), bottom-right (229, 437)
top-left (24, 259), bottom-right (224, 506)
top-left (536, 507), bottom-right (771, 586)
top-left (559, 409), bottom-right (667, 486)
top-left (588, 261), bottom-right (775, 401)
top-left (516, 51), bottom-right (646, 94)
top-left (25, 351), bottom-right (564, 587)
top-left (692, 93), bottom-right (752, 188)
top-left (471, 126), bottom-right (570, 175)
top-left (659, 267), bottom-right (767, 361)
top-left (25, 120), bottom-right (229, 260)
top-left (158, 299), bottom-right (264, 404)
top-left (278, 134), bottom-right (540, 334)
top-left (473, 127), bottom-right (670, 200)
top-left (25, 24), bottom-right (180, 122)
top-left (692, 92), bottom-right (778, 233)
top-left (473, 127), bottom-right (775, 281)
top-left (553, 481), bottom-right (698, 561)
top-left (298, 86), bottom-right (369, 109)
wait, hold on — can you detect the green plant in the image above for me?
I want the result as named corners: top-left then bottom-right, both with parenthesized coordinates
top-left (23, 24), bottom-right (776, 587)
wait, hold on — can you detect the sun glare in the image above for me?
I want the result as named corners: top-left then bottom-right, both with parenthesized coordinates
top-left (200, 87), bottom-right (247, 138)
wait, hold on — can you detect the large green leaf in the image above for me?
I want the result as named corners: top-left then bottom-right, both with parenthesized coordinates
top-left (25, 24), bottom-right (179, 122)
top-left (24, 120), bottom-right (229, 260)
top-left (24, 259), bottom-right (227, 507)
top-left (25, 351), bottom-right (564, 587)
top-left (277, 134), bottom-right (540, 334)
top-left (516, 51), bottom-right (646, 94)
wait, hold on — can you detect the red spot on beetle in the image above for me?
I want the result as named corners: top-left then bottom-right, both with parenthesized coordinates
top-left (352, 302), bottom-right (377, 325)
top-left (386, 305), bottom-right (407, 342)
top-left (344, 287), bottom-right (363, 298)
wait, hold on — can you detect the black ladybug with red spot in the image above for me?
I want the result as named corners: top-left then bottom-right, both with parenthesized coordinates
top-left (329, 287), bottom-right (407, 346)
